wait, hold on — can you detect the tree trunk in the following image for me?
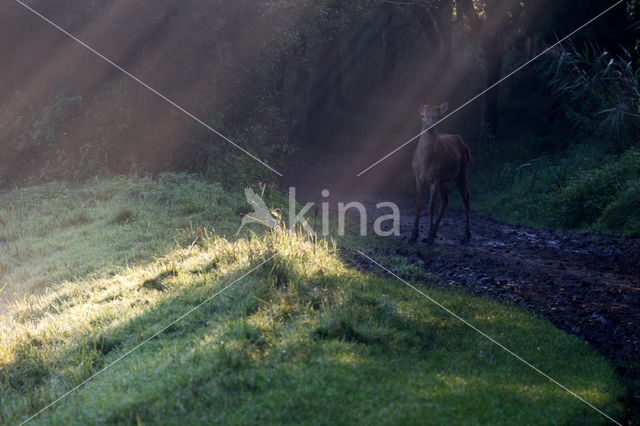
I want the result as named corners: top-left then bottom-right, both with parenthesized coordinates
top-left (331, 28), bottom-right (347, 109)
top-left (305, 26), bottom-right (346, 139)
top-left (290, 34), bottom-right (310, 139)
top-left (305, 35), bottom-right (333, 139)
top-left (434, 0), bottom-right (453, 70)
top-left (382, 3), bottom-right (398, 97)
top-left (274, 51), bottom-right (287, 109)
top-left (413, 5), bottom-right (440, 102)
top-left (482, 39), bottom-right (503, 137)
top-left (414, 3), bottom-right (454, 103)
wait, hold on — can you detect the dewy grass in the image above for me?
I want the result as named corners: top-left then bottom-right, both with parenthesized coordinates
top-left (0, 175), bottom-right (624, 424)
top-left (0, 173), bottom-right (244, 307)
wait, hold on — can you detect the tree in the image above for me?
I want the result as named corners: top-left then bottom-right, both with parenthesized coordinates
top-left (458, 0), bottom-right (529, 137)
top-left (382, 2), bottom-right (398, 96)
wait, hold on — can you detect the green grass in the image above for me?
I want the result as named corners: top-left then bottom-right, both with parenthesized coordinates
top-left (0, 175), bottom-right (624, 424)
top-left (0, 173), bottom-right (245, 307)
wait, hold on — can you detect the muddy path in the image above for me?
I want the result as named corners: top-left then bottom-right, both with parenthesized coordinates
top-left (280, 143), bottom-right (640, 421)
top-left (399, 207), bottom-right (640, 366)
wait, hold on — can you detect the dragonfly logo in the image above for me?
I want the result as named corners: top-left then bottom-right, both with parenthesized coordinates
top-left (236, 188), bottom-right (279, 235)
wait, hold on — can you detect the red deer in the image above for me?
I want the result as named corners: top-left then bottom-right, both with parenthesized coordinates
top-left (411, 103), bottom-right (471, 244)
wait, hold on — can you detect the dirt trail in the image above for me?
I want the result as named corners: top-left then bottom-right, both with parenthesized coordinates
top-left (397, 207), bottom-right (640, 364)
top-left (281, 142), bottom-right (640, 419)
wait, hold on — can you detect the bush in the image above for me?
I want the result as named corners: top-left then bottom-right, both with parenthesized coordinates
top-left (544, 42), bottom-right (640, 152)
top-left (599, 178), bottom-right (640, 235)
top-left (553, 149), bottom-right (640, 228)
top-left (472, 142), bottom-right (640, 234)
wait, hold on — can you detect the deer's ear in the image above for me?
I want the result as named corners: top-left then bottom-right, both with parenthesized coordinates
top-left (439, 102), bottom-right (449, 115)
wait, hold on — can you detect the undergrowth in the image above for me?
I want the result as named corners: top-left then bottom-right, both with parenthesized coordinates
top-left (472, 142), bottom-right (640, 236)
top-left (472, 43), bottom-right (640, 236)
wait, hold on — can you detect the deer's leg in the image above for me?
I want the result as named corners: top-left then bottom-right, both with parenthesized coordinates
top-left (425, 183), bottom-right (438, 244)
top-left (428, 182), bottom-right (448, 245)
top-left (455, 173), bottom-right (471, 243)
top-left (411, 178), bottom-right (425, 242)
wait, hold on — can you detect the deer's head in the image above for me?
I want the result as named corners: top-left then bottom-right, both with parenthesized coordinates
top-left (420, 103), bottom-right (449, 131)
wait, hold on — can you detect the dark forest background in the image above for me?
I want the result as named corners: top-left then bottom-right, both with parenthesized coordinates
top-left (0, 0), bottom-right (638, 231)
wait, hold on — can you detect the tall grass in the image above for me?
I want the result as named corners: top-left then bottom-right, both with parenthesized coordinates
top-left (546, 42), bottom-right (640, 152)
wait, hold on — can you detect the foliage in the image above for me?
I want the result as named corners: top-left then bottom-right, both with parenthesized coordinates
top-left (0, 175), bottom-right (624, 424)
top-left (472, 142), bottom-right (640, 236)
top-left (0, 91), bottom-right (107, 184)
top-left (473, 41), bottom-right (640, 234)
top-left (0, 0), bottom-right (309, 187)
top-left (599, 178), bottom-right (640, 233)
top-left (544, 42), bottom-right (640, 151)
top-left (553, 149), bottom-right (640, 229)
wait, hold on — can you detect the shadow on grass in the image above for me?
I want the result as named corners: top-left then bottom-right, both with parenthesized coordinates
top-left (0, 253), bottom-right (624, 425)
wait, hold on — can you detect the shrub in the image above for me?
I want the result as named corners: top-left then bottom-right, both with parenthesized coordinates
top-left (599, 178), bottom-right (640, 235)
top-left (544, 42), bottom-right (640, 152)
top-left (553, 149), bottom-right (640, 228)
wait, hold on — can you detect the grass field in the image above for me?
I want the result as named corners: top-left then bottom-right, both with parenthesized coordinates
top-left (0, 175), bottom-right (624, 424)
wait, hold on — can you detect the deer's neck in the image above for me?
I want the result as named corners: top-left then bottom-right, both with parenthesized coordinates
top-left (419, 125), bottom-right (439, 146)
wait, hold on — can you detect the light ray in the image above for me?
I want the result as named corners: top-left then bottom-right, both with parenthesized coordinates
top-left (11, 0), bottom-right (284, 177)
top-left (356, 0), bottom-right (624, 177)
